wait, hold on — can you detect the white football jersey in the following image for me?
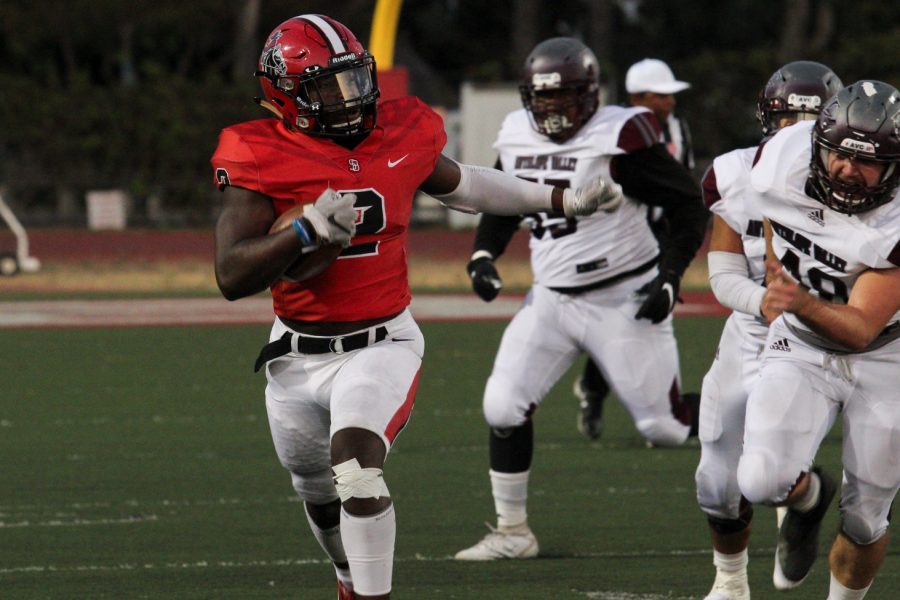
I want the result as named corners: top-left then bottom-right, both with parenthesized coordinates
top-left (493, 105), bottom-right (660, 289)
top-left (751, 120), bottom-right (900, 351)
top-left (706, 145), bottom-right (768, 339)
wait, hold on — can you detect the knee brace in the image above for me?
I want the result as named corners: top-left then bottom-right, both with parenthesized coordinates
top-left (332, 459), bottom-right (390, 503)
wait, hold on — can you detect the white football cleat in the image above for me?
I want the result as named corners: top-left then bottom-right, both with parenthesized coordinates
top-left (454, 523), bottom-right (538, 561)
top-left (704, 569), bottom-right (750, 600)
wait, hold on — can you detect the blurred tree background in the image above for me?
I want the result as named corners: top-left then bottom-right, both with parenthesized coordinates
top-left (0, 0), bottom-right (897, 227)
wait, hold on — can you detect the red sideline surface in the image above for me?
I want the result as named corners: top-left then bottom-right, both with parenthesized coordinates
top-left (4, 226), bottom-right (710, 263)
top-left (1, 229), bottom-right (725, 328)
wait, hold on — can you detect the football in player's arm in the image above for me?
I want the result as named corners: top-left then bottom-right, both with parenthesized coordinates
top-left (210, 14), bottom-right (618, 600)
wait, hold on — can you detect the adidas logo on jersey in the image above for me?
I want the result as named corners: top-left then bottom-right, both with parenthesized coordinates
top-left (807, 208), bottom-right (825, 226)
top-left (769, 338), bottom-right (791, 352)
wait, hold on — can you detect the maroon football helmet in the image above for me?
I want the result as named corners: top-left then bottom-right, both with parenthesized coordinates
top-left (808, 80), bottom-right (900, 215)
top-left (256, 14), bottom-right (378, 137)
top-left (757, 61), bottom-right (843, 136)
top-left (519, 38), bottom-right (600, 142)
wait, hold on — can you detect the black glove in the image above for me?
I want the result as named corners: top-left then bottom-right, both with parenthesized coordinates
top-left (634, 269), bottom-right (681, 324)
top-left (467, 255), bottom-right (503, 302)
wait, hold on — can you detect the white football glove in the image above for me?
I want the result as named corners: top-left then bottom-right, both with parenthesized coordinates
top-left (561, 178), bottom-right (624, 217)
top-left (303, 189), bottom-right (358, 248)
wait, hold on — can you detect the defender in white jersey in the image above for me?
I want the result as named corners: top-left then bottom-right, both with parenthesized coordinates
top-left (737, 81), bottom-right (900, 600)
top-left (456, 37), bottom-right (707, 562)
top-left (572, 58), bottom-right (698, 438)
top-left (693, 62), bottom-right (843, 600)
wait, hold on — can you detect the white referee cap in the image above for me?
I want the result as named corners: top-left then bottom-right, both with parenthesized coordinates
top-left (625, 58), bottom-right (690, 94)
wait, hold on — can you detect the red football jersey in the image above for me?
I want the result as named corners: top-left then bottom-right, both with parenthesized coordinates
top-left (211, 97), bottom-right (447, 321)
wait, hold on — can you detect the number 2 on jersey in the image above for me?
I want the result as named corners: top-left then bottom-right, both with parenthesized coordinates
top-left (338, 189), bottom-right (385, 258)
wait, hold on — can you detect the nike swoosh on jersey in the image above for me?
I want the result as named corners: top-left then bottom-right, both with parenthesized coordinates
top-left (387, 154), bottom-right (409, 168)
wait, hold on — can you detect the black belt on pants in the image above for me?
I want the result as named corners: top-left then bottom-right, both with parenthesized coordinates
top-left (254, 326), bottom-right (389, 372)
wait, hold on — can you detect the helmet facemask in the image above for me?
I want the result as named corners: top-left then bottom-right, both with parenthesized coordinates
top-left (521, 82), bottom-right (598, 141)
top-left (758, 100), bottom-right (822, 136)
top-left (809, 134), bottom-right (900, 214)
top-left (285, 58), bottom-right (378, 136)
top-left (518, 38), bottom-right (601, 143)
top-left (807, 80), bottom-right (900, 215)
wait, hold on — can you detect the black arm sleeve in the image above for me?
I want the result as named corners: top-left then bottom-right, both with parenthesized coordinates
top-left (471, 157), bottom-right (524, 258)
top-left (473, 214), bottom-right (523, 258)
top-left (612, 144), bottom-right (709, 277)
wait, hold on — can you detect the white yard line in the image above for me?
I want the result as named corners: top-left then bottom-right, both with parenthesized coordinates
top-left (0, 547), bottom-right (722, 573)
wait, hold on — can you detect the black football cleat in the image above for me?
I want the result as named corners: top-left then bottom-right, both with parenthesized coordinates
top-left (683, 392), bottom-right (701, 437)
top-left (773, 466), bottom-right (838, 589)
top-left (574, 377), bottom-right (607, 440)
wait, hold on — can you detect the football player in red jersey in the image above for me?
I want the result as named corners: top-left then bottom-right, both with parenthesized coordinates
top-left (211, 14), bottom-right (620, 600)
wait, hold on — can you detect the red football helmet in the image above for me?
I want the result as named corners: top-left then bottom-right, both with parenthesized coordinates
top-left (756, 61), bottom-right (843, 136)
top-left (519, 38), bottom-right (600, 142)
top-left (256, 14), bottom-right (379, 137)
top-left (808, 80), bottom-right (900, 214)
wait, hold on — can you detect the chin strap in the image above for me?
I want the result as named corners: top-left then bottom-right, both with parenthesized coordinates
top-left (254, 97), bottom-right (285, 120)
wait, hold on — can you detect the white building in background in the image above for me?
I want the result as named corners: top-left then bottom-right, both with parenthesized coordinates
top-left (415, 82), bottom-right (521, 229)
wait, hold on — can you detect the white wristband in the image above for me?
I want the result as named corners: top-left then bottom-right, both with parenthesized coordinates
top-left (470, 250), bottom-right (494, 262)
top-left (708, 251), bottom-right (766, 317)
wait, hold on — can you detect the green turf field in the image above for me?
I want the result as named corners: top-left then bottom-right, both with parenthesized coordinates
top-left (1, 318), bottom-right (896, 599)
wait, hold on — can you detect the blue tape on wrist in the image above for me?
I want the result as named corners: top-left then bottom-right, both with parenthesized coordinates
top-left (291, 217), bottom-right (315, 247)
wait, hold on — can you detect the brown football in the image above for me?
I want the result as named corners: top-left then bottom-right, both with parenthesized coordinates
top-left (269, 205), bottom-right (343, 282)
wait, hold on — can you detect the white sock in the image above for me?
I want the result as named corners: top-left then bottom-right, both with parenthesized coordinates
top-left (304, 502), bottom-right (350, 586)
top-left (340, 504), bottom-right (395, 597)
top-left (712, 548), bottom-right (748, 573)
top-left (793, 471), bottom-right (821, 513)
top-left (489, 469), bottom-right (529, 530)
top-left (776, 505), bottom-right (788, 528)
top-left (828, 572), bottom-right (872, 599)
